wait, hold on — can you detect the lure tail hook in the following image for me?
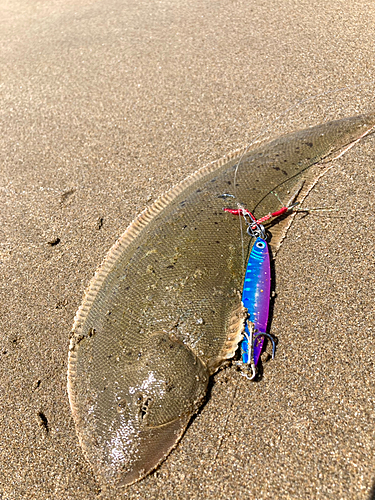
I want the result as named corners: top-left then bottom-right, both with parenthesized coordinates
top-left (253, 332), bottom-right (277, 360)
top-left (239, 322), bottom-right (277, 380)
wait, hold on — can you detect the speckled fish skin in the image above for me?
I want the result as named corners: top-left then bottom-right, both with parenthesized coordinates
top-left (241, 237), bottom-right (271, 366)
top-left (68, 113), bottom-right (375, 489)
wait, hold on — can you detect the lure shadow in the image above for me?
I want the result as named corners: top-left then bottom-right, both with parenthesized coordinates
top-left (267, 228), bottom-right (278, 334)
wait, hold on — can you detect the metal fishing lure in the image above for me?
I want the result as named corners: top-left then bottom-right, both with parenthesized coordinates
top-left (224, 205), bottom-right (294, 379)
top-left (227, 198), bottom-right (338, 378)
top-left (240, 236), bottom-right (273, 379)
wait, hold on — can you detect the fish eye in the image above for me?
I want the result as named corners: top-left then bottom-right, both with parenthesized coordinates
top-left (255, 241), bottom-right (266, 249)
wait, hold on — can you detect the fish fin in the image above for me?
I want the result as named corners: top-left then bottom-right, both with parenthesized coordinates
top-left (265, 115), bottom-right (375, 255)
top-left (267, 159), bottom-right (343, 254)
top-left (207, 293), bottom-right (247, 373)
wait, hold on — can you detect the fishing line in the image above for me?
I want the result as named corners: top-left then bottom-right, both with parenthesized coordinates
top-left (233, 80), bottom-right (374, 200)
top-left (231, 82), bottom-right (373, 264)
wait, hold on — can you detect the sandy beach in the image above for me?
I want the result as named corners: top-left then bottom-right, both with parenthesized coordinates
top-left (1, 0), bottom-right (375, 498)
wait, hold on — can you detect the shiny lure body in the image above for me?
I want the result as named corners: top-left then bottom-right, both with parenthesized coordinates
top-left (241, 237), bottom-right (271, 368)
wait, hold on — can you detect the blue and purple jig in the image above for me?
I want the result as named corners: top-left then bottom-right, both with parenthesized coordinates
top-left (225, 204), bottom-right (297, 379)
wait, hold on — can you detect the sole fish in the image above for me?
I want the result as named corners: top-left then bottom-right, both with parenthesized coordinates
top-left (68, 112), bottom-right (375, 489)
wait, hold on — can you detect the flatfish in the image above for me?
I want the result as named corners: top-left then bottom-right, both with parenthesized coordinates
top-left (68, 113), bottom-right (375, 489)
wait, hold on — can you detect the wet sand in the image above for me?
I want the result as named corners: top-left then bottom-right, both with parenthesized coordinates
top-left (1, 0), bottom-right (375, 498)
